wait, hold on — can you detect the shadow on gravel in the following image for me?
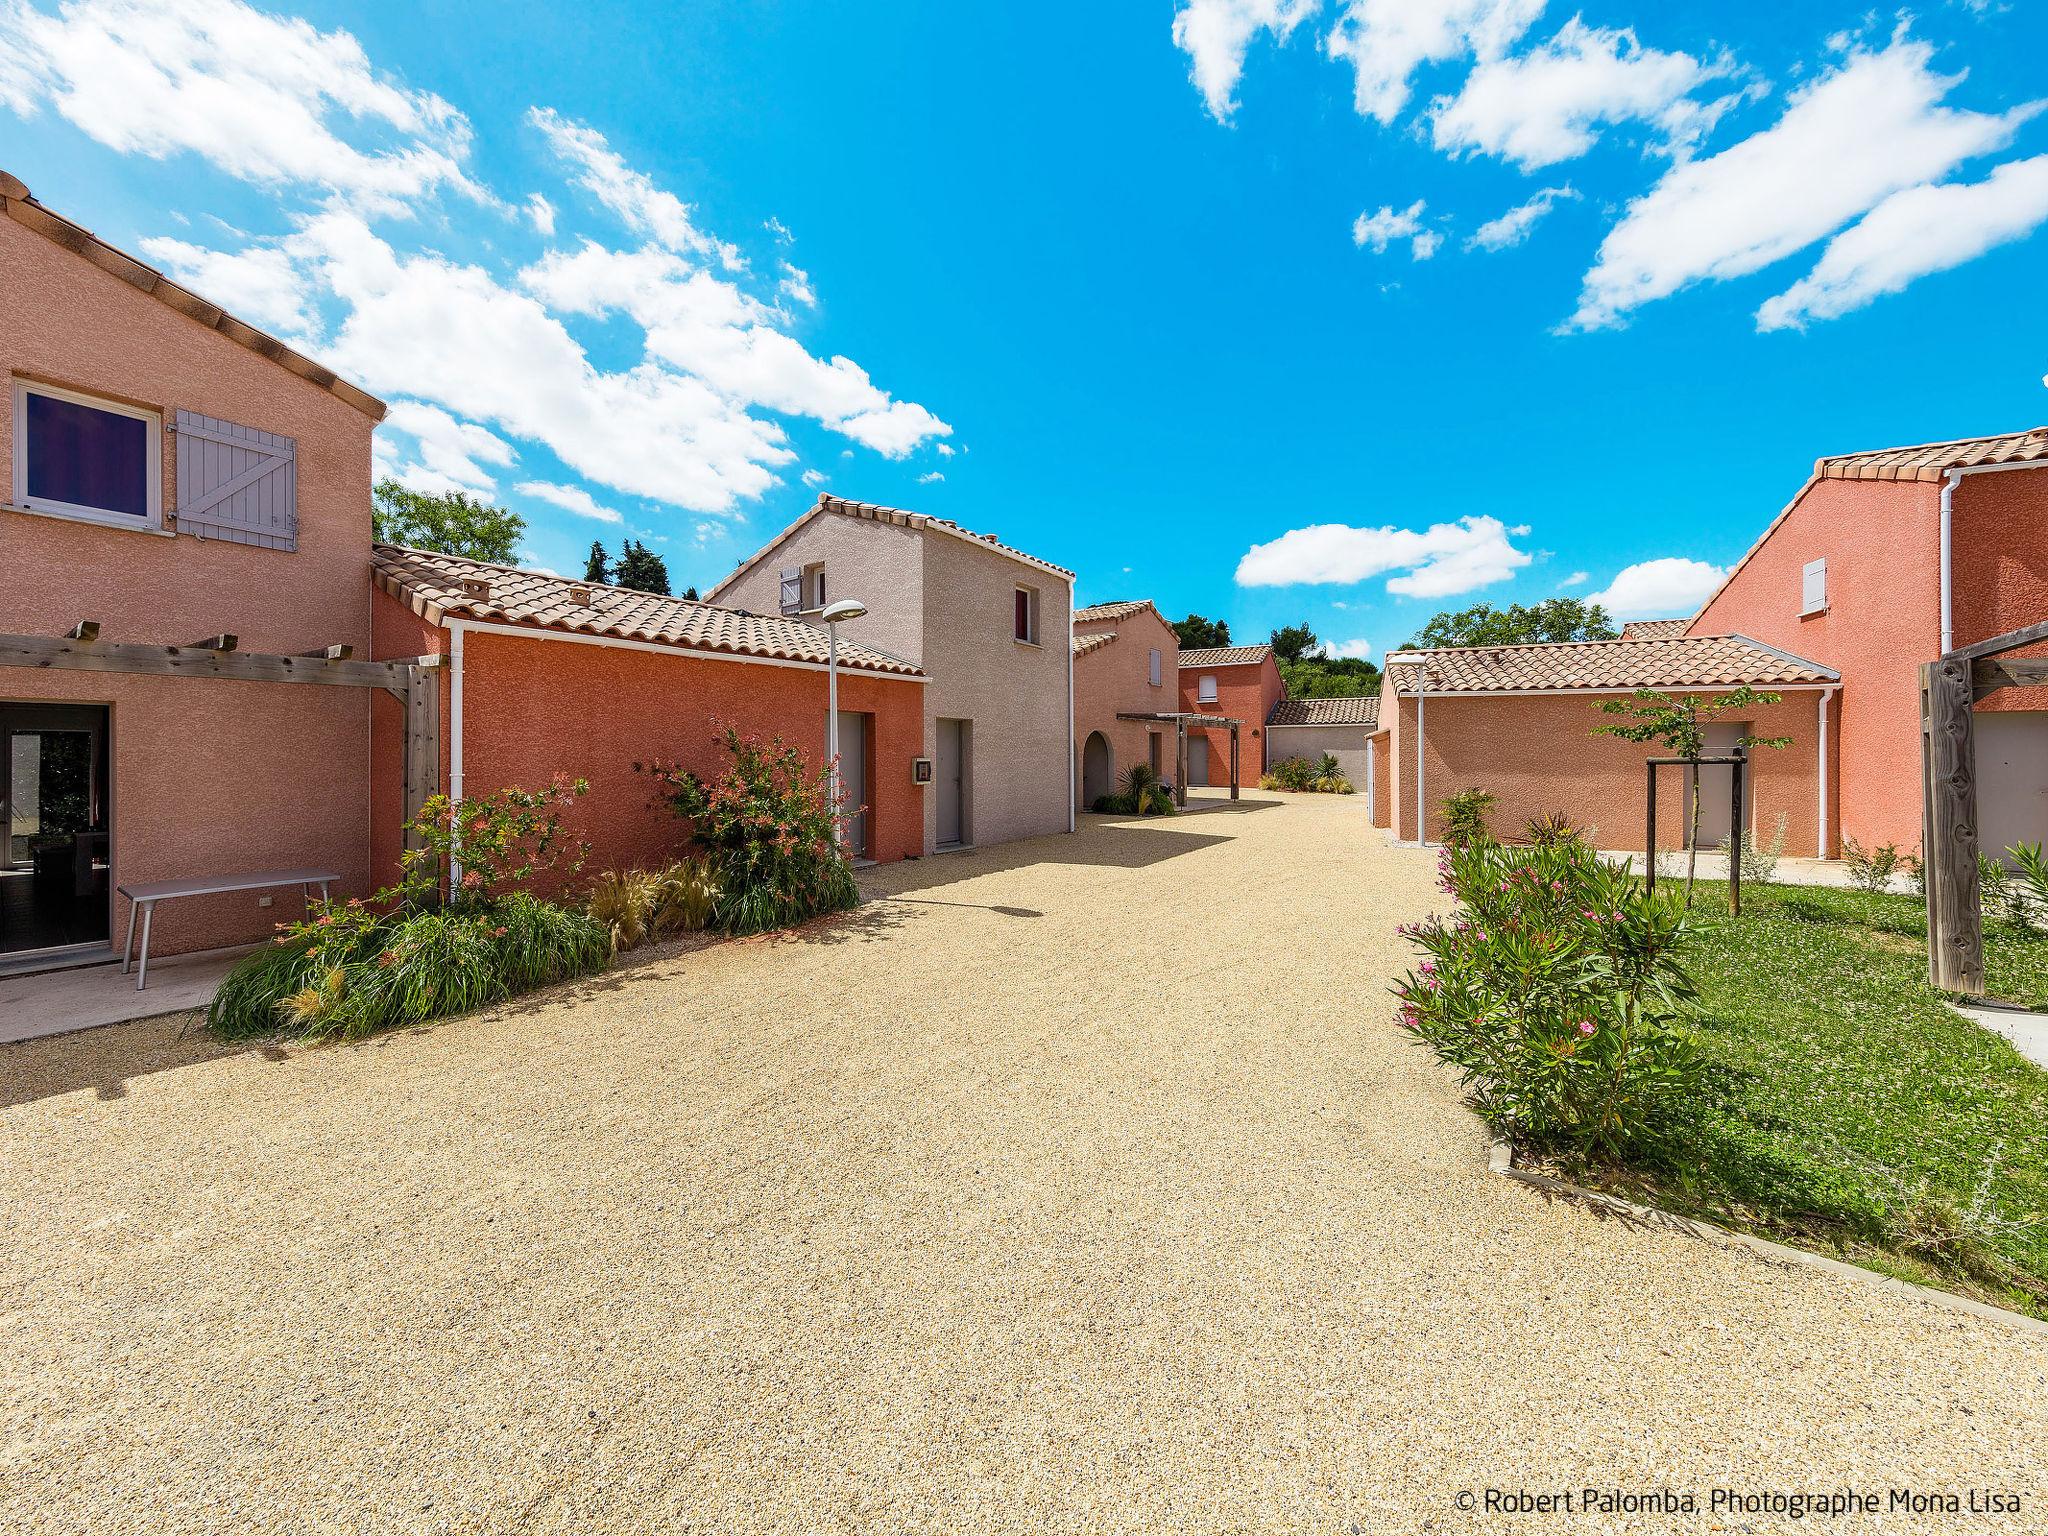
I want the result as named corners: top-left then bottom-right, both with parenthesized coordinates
top-left (0, 1014), bottom-right (286, 1111)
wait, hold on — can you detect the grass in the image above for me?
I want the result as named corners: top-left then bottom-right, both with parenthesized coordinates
top-left (1581, 878), bottom-right (2048, 1318)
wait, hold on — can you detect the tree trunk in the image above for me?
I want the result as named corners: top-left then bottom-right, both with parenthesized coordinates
top-left (1684, 761), bottom-right (1700, 907)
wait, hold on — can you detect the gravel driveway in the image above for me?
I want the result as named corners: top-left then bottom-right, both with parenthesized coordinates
top-left (3, 792), bottom-right (2043, 1533)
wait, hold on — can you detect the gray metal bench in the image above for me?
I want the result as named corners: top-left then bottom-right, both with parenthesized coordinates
top-left (118, 868), bottom-right (339, 990)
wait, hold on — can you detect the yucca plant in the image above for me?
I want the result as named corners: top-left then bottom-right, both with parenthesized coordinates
top-left (1120, 762), bottom-right (1174, 815)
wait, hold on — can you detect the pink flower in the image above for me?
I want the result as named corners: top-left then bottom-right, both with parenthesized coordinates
top-left (1577, 1020), bottom-right (1596, 1036)
top-left (462, 870), bottom-right (484, 889)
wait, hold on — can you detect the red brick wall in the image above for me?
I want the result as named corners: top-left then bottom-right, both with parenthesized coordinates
top-left (1177, 656), bottom-right (1285, 786)
top-left (373, 603), bottom-right (926, 897)
top-left (1, 214), bottom-right (380, 956)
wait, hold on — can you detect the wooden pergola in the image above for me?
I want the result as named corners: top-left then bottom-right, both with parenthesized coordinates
top-left (1117, 711), bottom-right (1242, 807)
top-left (0, 623), bottom-right (444, 847)
top-left (1920, 617), bottom-right (2048, 994)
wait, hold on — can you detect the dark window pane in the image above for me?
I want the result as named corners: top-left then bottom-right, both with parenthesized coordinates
top-left (26, 392), bottom-right (150, 518)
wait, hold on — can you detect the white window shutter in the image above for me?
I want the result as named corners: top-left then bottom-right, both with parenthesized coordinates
top-left (779, 566), bottom-right (801, 615)
top-left (1149, 648), bottom-right (1161, 686)
top-left (173, 410), bottom-right (297, 550)
top-left (1801, 558), bottom-right (1826, 615)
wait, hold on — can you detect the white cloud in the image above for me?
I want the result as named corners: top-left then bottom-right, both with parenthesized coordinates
top-left (1324, 0), bottom-right (1545, 125)
top-left (1570, 34), bottom-right (2042, 330)
top-left (764, 216), bottom-right (794, 244)
top-left (916, 470), bottom-right (945, 484)
top-left (1325, 637), bottom-right (1374, 659)
top-left (1588, 556), bottom-right (1725, 618)
top-left (1465, 185), bottom-right (1577, 251)
top-left (138, 235), bottom-right (316, 335)
top-left (801, 468), bottom-right (827, 487)
top-left (516, 479), bottom-right (623, 524)
top-left (777, 260), bottom-right (816, 308)
top-left (1171, 0), bottom-right (1319, 121)
top-left (1431, 19), bottom-right (1743, 169)
top-left (530, 105), bottom-right (742, 269)
top-left (1352, 199), bottom-right (1438, 258)
top-left (1758, 154), bottom-right (2048, 329)
top-left (936, 442), bottom-right (956, 457)
top-left (525, 193), bottom-right (556, 236)
top-left (1558, 569), bottom-right (1588, 588)
top-left (1236, 515), bottom-right (1532, 597)
top-left (0, 0), bottom-right (480, 209)
top-left (379, 400), bottom-right (517, 494)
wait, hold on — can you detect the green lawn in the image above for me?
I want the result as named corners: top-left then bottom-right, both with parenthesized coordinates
top-left (1598, 879), bottom-right (2048, 1318)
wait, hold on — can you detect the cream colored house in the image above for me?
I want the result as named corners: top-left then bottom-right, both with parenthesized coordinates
top-left (710, 494), bottom-right (1075, 853)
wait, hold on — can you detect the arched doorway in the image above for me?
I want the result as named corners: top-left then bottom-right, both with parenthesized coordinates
top-left (1081, 730), bottom-right (1113, 808)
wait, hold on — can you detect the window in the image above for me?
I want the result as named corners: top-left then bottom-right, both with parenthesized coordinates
top-left (12, 380), bottom-right (161, 529)
top-left (1014, 585), bottom-right (1040, 644)
top-left (1800, 557), bottom-right (1827, 616)
top-left (802, 562), bottom-right (826, 611)
top-left (1149, 647), bottom-right (1162, 687)
top-left (1198, 674), bottom-right (1218, 703)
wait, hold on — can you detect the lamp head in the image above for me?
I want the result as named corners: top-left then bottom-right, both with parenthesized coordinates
top-left (821, 598), bottom-right (868, 624)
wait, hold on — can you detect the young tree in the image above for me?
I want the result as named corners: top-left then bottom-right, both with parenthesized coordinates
top-left (371, 479), bottom-right (525, 563)
top-left (1269, 622), bottom-right (1319, 663)
top-left (613, 539), bottom-right (671, 595)
top-left (584, 541), bottom-right (611, 584)
top-left (1174, 613), bottom-right (1231, 648)
top-left (1413, 598), bottom-right (1618, 649)
top-left (680, 585), bottom-right (700, 601)
top-left (1593, 687), bottom-right (1790, 906)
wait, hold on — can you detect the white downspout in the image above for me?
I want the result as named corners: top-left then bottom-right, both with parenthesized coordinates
top-left (1940, 470), bottom-right (1958, 655)
top-left (1414, 684), bottom-right (1427, 846)
top-left (449, 619), bottom-right (467, 890)
top-left (1065, 577), bottom-right (1076, 833)
top-left (1365, 735), bottom-right (1377, 825)
top-left (1817, 685), bottom-right (1834, 859)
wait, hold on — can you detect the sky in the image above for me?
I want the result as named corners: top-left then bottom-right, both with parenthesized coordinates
top-left (2, 0), bottom-right (2045, 663)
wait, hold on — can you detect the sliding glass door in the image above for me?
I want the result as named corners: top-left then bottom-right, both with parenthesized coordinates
top-left (1, 703), bottom-right (111, 956)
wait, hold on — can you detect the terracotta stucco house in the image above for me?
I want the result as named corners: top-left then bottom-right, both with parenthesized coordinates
top-left (710, 495), bottom-right (1074, 852)
top-left (1, 170), bottom-right (387, 965)
top-left (1071, 600), bottom-right (1179, 808)
top-left (1176, 645), bottom-right (1286, 787)
top-left (1368, 426), bottom-right (2048, 858)
top-left (370, 548), bottom-right (930, 882)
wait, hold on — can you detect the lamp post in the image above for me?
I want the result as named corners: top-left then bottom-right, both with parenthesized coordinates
top-left (820, 598), bottom-right (869, 848)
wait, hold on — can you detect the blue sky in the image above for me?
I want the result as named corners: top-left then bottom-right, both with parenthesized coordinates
top-left (3, 1), bottom-right (2045, 660)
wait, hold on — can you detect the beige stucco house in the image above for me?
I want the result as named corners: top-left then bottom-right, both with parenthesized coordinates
top-left (710, 494), bottom-right (1074, 853)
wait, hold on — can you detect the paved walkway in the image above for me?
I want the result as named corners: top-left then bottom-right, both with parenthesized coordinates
top-left (1, 792), bottom-right (2042, 1533)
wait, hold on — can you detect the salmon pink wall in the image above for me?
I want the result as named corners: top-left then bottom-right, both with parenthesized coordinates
top-left (1692, 476), bottom-right (1930, 852)
top-left (1384, 688), bottom-right (1823, 852)
top-left (1177, 656), bottom-right (1285, 786)
top-left (1951, 468), bottom-right (2048, 717)
top-left (373, 602), bottom-right (926, 895)
top-left (1072, 607), bottom-right (1177, 806)
top-left (2, 213), bottom-right (380, 956)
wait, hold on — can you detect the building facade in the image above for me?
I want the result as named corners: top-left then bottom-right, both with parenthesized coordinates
top-left (1071, 600), bottom-right (1178, 808)
top-left (1176, 645), bottom-right (1286, 787)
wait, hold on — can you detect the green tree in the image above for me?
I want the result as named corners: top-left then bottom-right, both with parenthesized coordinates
top-left (1174, 613), bottom-right (1231, 648)
top-left (1269, 622), bottom-right (1319, 663)
top-left (1593, 687), bottom-right (1791, 907)
top-left (680, 585), bottom-right (699, 601)
top-left (1412, 598), bottom-right (1617, 650)
top-left (371, 479), bottom-right (525, 563)
top-left (614, 539), bottom-right (671, 595)
top-left (1280, 654), bottom-right (1382, 699)
top-left (584, 541), bottom-right (611, 584)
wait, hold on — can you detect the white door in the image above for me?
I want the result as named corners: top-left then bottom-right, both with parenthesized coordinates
top-left (936, 717), bottom-right (968, 847)
top-left (1690, 723), bottom-right (1745, 847)
top-left (835, 710), bottom-right (868, 857)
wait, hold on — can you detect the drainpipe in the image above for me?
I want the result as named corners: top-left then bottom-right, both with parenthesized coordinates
top-left (1414, 680), bottom-right (1427, 846)
top-left (1365, 735), bottom-right (1377, 825)
top-left (449, 619), bottom-right (467, 891)
top-left (1940, 461), bottom-right (2046, 653)
top-left (1816, 686), bottom-right (1835, 859)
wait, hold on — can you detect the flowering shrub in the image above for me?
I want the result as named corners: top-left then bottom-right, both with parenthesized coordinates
top-left (647, 724), bottom-right (858, 935)
top-left (1394, 838), bottom-right (1701, 1160)
top-left (395, 776), bottom-right (590, 909)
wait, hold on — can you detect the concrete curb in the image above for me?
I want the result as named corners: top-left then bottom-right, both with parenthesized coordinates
top-left (1486, 1138), bottom-right (2048, 1338)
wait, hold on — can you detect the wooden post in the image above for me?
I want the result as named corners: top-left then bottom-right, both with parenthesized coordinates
top-left (1644, 762), bottom-right (1657, 894)
top-left (1229, 723), bottom-right (1240, 801)
top-left (1175, 722), bottom-right (1190, 809)
top-left (1921, 657), bottom-right (1984, 995)
top-left (401, 666), bottom-right (441, 845)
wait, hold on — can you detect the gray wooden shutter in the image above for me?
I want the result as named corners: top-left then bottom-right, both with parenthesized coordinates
top-left (778, 566), bottom-right (801, 615)
top-left (173, 410), bottom-right (297, 551)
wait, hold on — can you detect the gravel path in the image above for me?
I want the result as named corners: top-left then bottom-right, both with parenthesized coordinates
top-left (2, 792), bottom-right (2043, 1534)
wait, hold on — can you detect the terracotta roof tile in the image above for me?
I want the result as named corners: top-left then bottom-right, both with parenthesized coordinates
top-left (1073, 631), bottom-right (1118, 657)
top-left (1383, 634), bottom-right (1835, 693)
top-left (1268, 695), bottom-right (1379, 727)
top-left (1177, 645), bottom-right (1273, 669)
top-left (372, 546), bottom-right (925, 678)
top-left (1619, 619), bottom-right (1690, 639)
top-left (811, 495), bottom-right (1075, 578)
top-left (1, 170), bottom-right (383, 421)
top-left (1816, 427), bottom-right (2048, 483)
top-left (1075, 599), bottom-right (1158, 624)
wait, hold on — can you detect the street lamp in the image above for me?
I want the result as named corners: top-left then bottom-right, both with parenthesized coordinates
top-left (820, 598), bottom-right (868, 848)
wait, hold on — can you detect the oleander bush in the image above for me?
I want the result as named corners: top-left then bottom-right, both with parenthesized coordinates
top-left (1394, 838), bottom-right (1701, 1160)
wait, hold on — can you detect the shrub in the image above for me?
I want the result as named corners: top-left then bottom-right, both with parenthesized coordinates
top-left (1524, 811), bottom-right (1587, 849)
top-left (651, 858), bottom-right (721, 935)
top-left (1311, 774), bottom-right (1356, 794)
top-left (210, 892), bottom-right (608, 1042)
top-left (586, 860), bottom-right (721, 952)
top-left (1994, 842), bottom-right (2048, 935)
top-left (1261, 755), bottom-right (1353, 794)
top-left (1120, 762), bottom-right (1175, 815)
top-left (587, 867), bottom-right (655, 952)
top-left (1842, 835), bottom-right (1902, 895)
top-left (649, 725), bottom-right (859, 935)
top-left (1394, 839), bottom-right (1701, 1161)
top-left (1717, 813), bottom-right (1787, 885)
top-left (1439, 787), bottom-right (1497, 846)
top-left (401, 777), bottom-right (589, 908)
